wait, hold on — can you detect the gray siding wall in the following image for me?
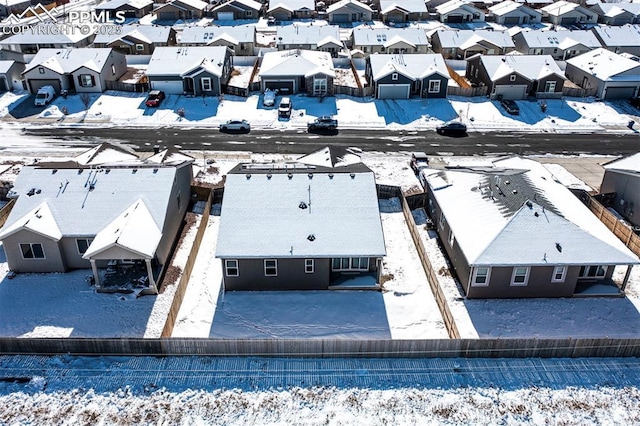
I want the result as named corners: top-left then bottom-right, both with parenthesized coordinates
top-left (222, 258), bottom-right (331, 291)
top-left (564, 62), bottom-right (605, 96)
top-left (420, 73), bottom-right (448, 98)
top-left (534, 74), bottom-right (565, 97)
top-left (60, 237), bottom-right (92, 269)
top-left (3, 230), bottom-right (65, 273)
top-left (23, 66), bottom-right (63, 94)
top-left (466, 265), bottom-right (578, 298)
top-left (600, 170), bottom-right (640, 227)
top-left (214, 4), bottom-right (259, 20)
top-left (192, 71), bottom-right (222, 96)
top-left (156, 164), bottom-right (192, 265)
top-left (466, 55), bottom-right (491, 87)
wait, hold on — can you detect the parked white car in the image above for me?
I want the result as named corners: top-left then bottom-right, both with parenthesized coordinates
top-left (219, 119), bottom-right (250, 132)
top-left (263, 89), bottom-right (276, 107)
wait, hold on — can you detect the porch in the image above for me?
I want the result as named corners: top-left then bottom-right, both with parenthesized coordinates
top-left (95, 259), bottom-right (163, 295)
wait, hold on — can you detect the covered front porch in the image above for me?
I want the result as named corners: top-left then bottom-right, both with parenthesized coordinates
top-left (92, 258), bottom-right (163, 295)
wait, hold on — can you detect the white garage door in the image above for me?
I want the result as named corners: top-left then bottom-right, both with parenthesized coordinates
top-left (494, 85), bottom-right (527, 100)
top-left (151, 80), bottom-right (184, 95)
top-left (378, 84), bottom-right (410, 99)
top-left (217, 12), bottom-right (234, 20)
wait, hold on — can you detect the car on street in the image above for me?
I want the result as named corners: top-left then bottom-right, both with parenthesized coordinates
top-left (278, 97), bottom-right (292, 117)
top-left (436, 120), bottom-right (467, 135)
top-left (500, 99), bottom-right (520, 115)
top-left (263, 89), bottom-right (276, 107)
top-left (307, 116), bottom-right (338, 131)
top-left (410, 152), bottom-right (429, 174)
top-left (145, 90), bottom-right (165, 107)
top-left (219, 119), bottom-right (250, 132)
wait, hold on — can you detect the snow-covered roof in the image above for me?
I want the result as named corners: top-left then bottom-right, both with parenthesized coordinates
top-left (0, 27), bottom-right (92, 47)
top-left (593, 3), bottom-right (640, 18)
top-left (96, 0), bottom-right (153, 10)
top-left (516, 29), bottom-right (601, 50)
top-left (0, 60), bottom-right (17, 74)
top-left (180, 25), bottom-right (255, 45)
top-left (297, 146), bottom-right (362, 168)
top-left (566, 48), bottom-right (640, 80)
top-left (541, 0), bottom-right (593, 17)
top-left (146, 46), bottom-right (229, 76)
top-left (216, 164), bottom-right (386, 258)
top-left (435, 29), bottom-right (515, 50)
top-left (379, 0), bottom-right (427, 14)
top-left (276, 25), bottom-right (341, 46)
top-left (475, 54), bottom-right (564, 81)
top-left (0, 202), bottom-right (62, 241)
top-left (436, 0), bottom-right (482, 15)
top-left (167, 0), bottom-right (208, 11)
top-left (603, 153), bottom-right (640, 173)
top-left (94, 25), bottom-right (173, 45)
top-left (368, 53), bottom-right (449, 81)
top-left (592, 24), bottom-right (640, 47)
top-left (74, 143), bottom-right (138, 166)
top-left (146, 148), bottom-right (195, 166)
top-left (425, 156), bottom-right (639, 266)
top-left (353, 27), bottom-right (429, 46)
top-left (212, 0), bottom-right (262, 12)
top-left (268, 0), bottom-right (314, 12)
top-left (489, 0), bottom-right (540, 17)
top-left (326, 0), bottom-right (372, 14)
top-left (23, 48), bottom-right (116, 75)
top-left (259, 49), bottom-right (335, 78)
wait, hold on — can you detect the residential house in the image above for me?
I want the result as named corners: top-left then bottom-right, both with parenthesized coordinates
top-left (466, 53), bottom-right (565, 99)
top-left (179, 25), bottom-right (255, 56)
top-left (565, 48), bottom-right (640, 99)
top-left (22, 48), bottom-right (127, 94)
top-left (0, 26), bottom-right (94, 54)
top-left (366, 53), bottom-right (449, 99)
top-left (146, 46), bottom-right (233, 95)
top-left (153, 0), bottom-right (208, 21)
top-left (326, 0), bottom-right (373, 24)
top-left (590, 2), bottom-right (640, 26)
top-left (215, 148), bottom-right (386, 291)
top-left (276, 25), bottom-right (342, 57)
top-left (600, 153), bottom-right (640, 228)
top-left (93, 25), bottom-right (177, 55)
top-left (0, 0), bottom-right (31, 18)
top-left (541, 1), bottom-right (598, 27)
top-left (435, 0), bottom-right (485, 24)
top-left (515, 0), bottom-right (552, 9)
top-left (488, 0), bottom-right (542, 25)
top-left (267, 0), bottom-right (315, 21)
top-left (94, 0), bottom-right (154, 19)
top-left (420, 156), bottom-right (639, 298)
top-left (209, 0), bottom-right (262, 21)
top-left (377, 0), bottom-right (428, 24)
top-left (352, 27), bottom-right (430, 55)
top-left (0, 144), bottom-right (194, 294)
top-left (513, 29), bottom-right (602, 60)
top-left (258, 49), bottom-right (334, 96)
top-left (0, 60), bottom-right (25, 92)
top-left (431, 29), bottom-right (515, 59)
top-left (592, 24), bottom-right (640, 57)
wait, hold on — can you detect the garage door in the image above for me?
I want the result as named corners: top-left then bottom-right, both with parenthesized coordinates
top-left (28, 79), bottom-right (61, 94)
top-left (332, 13), bottom-right (349, 23)
top-left (494, 85), bottom-right (526, 100)
top-left (378, 84), bottom-right (410, 99)
top-left (560, 17), bottom-right (576, 26)
top-left (504, 16), bottom-right (520, 25)
top-left (158, 12), bottom-right (175, 21)
top-left (264, 80), bottom-right (295, 94)
top-left (0, 78), bottom-right (6, 92)
top-left (604, 86), bottom-right (637, 100)
top-left (217, 11), bottom-right (234, 20)
top-left (150, 80), bottom-right (184, 95)
top-left (447, 15), bottom-right (464, 23)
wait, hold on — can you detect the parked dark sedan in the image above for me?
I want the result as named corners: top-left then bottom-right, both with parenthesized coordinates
top-left (436, 120), bottom-right (467, 135)
top-left (500, 99), bottom-right (520, 115)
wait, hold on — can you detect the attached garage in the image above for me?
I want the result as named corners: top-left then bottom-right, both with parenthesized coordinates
top-left (494, 85), bottom-right (527, 100)
top-left (217, 11), bottom-right (234, 20)
top-left (503, 16), bottom-right (520, 25)
top-left (604, 86), bottom-right (637, 100)
top-left (271, 11), bottom-right (289, 21)
top-left (378, 84), bottom-right (410, 99)
top-left (264, 80), bottom-right (295, 94)
top-left (28, 79), bottom-right (61, 94)
top-left (446, 14), bottom-right (464, 23)
top-left (157, 11), bottom-right (176, 20)
top-left (560, 17), bottom-right (576, 26)
top-left (332, 13), bottom-right (349, 23)
top-left (150, 80), bottom-right (184, 95)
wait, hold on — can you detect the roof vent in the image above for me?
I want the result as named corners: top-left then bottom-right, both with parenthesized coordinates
top-left (556, 243), bottom-right (562, 252)
top-left (329, 173), bottom-right (334, 179)
top-left (105, 169), bottom-right (111, 174)
top-left (512, 190), bottom-right (517, 194)
top-left (132, 169), bottom-right (137, 174)
top-left (307, 234), bottom-right (316, 241)
top-left (153, 168), bottom-right (158, 174)
top-left (267, 173), bottom-right (272, 179)
top-left (246, 173), bottom-right (251, 179)
top-left (52, 169), bottom-right (57, 174)
top-left (350, 173), bottom-right (355, 179)
top-left (288, 173), bottom-right (293, 179)
top-left (27, 188), bottom-right (35, 197)
top-left (299, 201), bottom-right (308, 209)
top-left (534, 211), bottom-right (539, 217)
top-left (526, 200), bottom-right (533, 208)
top-left (308, 173), bottom-right (313, 179)
top-left (77, 169), bottom-right (83, 175)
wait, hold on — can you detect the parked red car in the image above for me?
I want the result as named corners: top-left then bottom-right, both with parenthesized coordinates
top-left (145, 90), bottom-right (165, 107)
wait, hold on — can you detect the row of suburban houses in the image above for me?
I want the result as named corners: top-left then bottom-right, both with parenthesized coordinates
top-left (0, 144), bottom-right (637, 298)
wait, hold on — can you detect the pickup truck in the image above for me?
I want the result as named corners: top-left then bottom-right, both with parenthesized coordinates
top-left (307, 116), bottom-right (338, 131)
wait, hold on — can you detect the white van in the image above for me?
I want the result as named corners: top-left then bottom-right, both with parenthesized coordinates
top-left (34, 85), bottom-right (55, 106)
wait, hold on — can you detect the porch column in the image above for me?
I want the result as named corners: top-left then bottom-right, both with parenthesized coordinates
top-left (90, 259), bottom-right (100, 289)
top-left (146, 259), bottom-right (158, 294)
top-left (621, 265), bottom-right (634, 292)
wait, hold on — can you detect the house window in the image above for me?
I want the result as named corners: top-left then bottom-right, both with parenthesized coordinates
top-left (76, 238), bottom-right (93, 255)
top-left (20, 243), bottom-right (45, 259)
top-left (391, 72), bottom-right (398, 80)
top-left (225, 259), bottom-right (239, 276)
top-left (38, 67), bottom-right (45, 74)
top-left (264, 259), bottom-right (278, 276)
top-left (135, 44), bottom-right (144, 51)
top-left (201, 77), bottom-right (212, 92)
top-left (111, 64), bottom-right (116, 75)
top-left (579, 265), bottom-right (607, 278)
top-left (509, 75), bottom-right (516, 82)
top-left (363, 47), bottom-right (368, 53)
top-left (331, 257), bottom-right (369, 271)
top-left (313, 78), bottom-right (327, 95)
top-left (245, 9), bottom-right (252, 17)
top-left (79, 74), bottom-right (95, 87)
top-left (472, 267), bottom-right (490, 286)
top-left (305, 259), bottom-right (314, 274)
top-left (553, 48), bottom-right (558, 54)
top-left (428, 80), bottom-right (440, 93)
top-left (240, 43), bottom-right (246, 50)
top-left (511, 266), bottom-right (530, 286)
top-left (552, 266), bottom-right (566, 283)
top-left (544, 81), bottom-right (556, 93)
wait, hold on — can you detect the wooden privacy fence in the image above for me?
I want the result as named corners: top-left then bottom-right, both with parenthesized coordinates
top-left (562, 86), bottom-right (597, 98)
top-left (447, 85), bottom-right (489, 97)
top-left (0, 198), bottom-right (15, 227)
top-left (2, 337), bottom-right (640, 358)
top-left (160, 187), bottom-right (213, 337)
top-left (105, 80), bottom-right (149, 93)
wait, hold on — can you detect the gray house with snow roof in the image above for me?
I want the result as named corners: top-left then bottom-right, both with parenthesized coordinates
top-left (377, 0), bottom-right (428, 24)
top-left (435, 0), bottom-right (485, 24)
top-left (488, 0), bottom-right (541, 25)
top-left (93, 25), bottom-right (176, 55)
top-left (258, 49), bottom-right (334, 96)
top-left (210, 0), bottom-right (262, 21)
top-left (0, 144), bottom-right (193, 294)
top-left (421, 156), bottom-right (639, 298)
top-left (95, 0), bottom-right (154, 19)
top-left (512, 29), bottom-right (601, 61)
top-left (590, 3), bottom-right (640, 26)
top-left (326, 0), bottom-right (373, 24)
top-left (276, 25), bottom-right (342, 57)
top-left (179, 25), bottom-right (255, 56)
top-left (366, 53), bottom-right (449, 99)
top-left (541, 1), bottom-right (598, 27)
top-left (592, 25), bottom-right (640, 57)
top-left (268, 0), bottom-right (315, 21)
top-left (153, 0), bottom-right (208, 21)
top-left (216, 148), bottom-right (386, 291)
top-left (600, 153), bottom-right (640, 228)
top-left (352, 27), bottom-right (430, 56)
top-left (431, 29), bottom-right (515, 60)
top-left (146, 46), bottom-right (233, 95)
